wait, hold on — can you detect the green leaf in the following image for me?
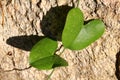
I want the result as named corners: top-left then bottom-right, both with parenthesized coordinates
top-left (62, 8), bottom-right (84, 48)
top-left (29, 37), bottom-right (57, 63)
top-left (29, 37), bottom-right (68, 70)
top-left (62, 8), bottom-right (105, 50)
top-left (52, 54), bottom-right (68, 68)
top-left (30, 55), bottom-right (68, 70)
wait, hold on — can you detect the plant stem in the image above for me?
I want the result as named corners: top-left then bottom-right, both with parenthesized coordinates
top-left (77, 0), bottom-right (80, 8)
top-left (46, 69), bottom-right (55, 80)
top-left (59, 47), bottom-right (65, 56)
top-left (46, 47), bottom-right (65, 80)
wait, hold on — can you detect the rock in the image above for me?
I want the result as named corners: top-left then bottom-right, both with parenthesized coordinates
top-left (0, 0), bottom-right (120, 80)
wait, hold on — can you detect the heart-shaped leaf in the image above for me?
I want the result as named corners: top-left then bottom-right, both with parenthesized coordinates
top-left (29, 37), bottom-right (68, 70)
top-left (62, 8), bottom-right (105, 50)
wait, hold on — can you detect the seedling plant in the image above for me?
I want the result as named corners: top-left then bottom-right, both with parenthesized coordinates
top-left (29, 7), bottom-right (105, 79)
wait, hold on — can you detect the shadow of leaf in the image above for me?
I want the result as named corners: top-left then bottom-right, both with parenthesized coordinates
top-left (40, 5), bottom-right (73, 40)
top-left (6, 5), bottom-right (73, 51)
top-left (6, 35), bottom-right (45, 51)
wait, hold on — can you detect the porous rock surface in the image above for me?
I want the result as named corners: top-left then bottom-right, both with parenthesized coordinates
top-left (0, 0), bottom-right (120, 80)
